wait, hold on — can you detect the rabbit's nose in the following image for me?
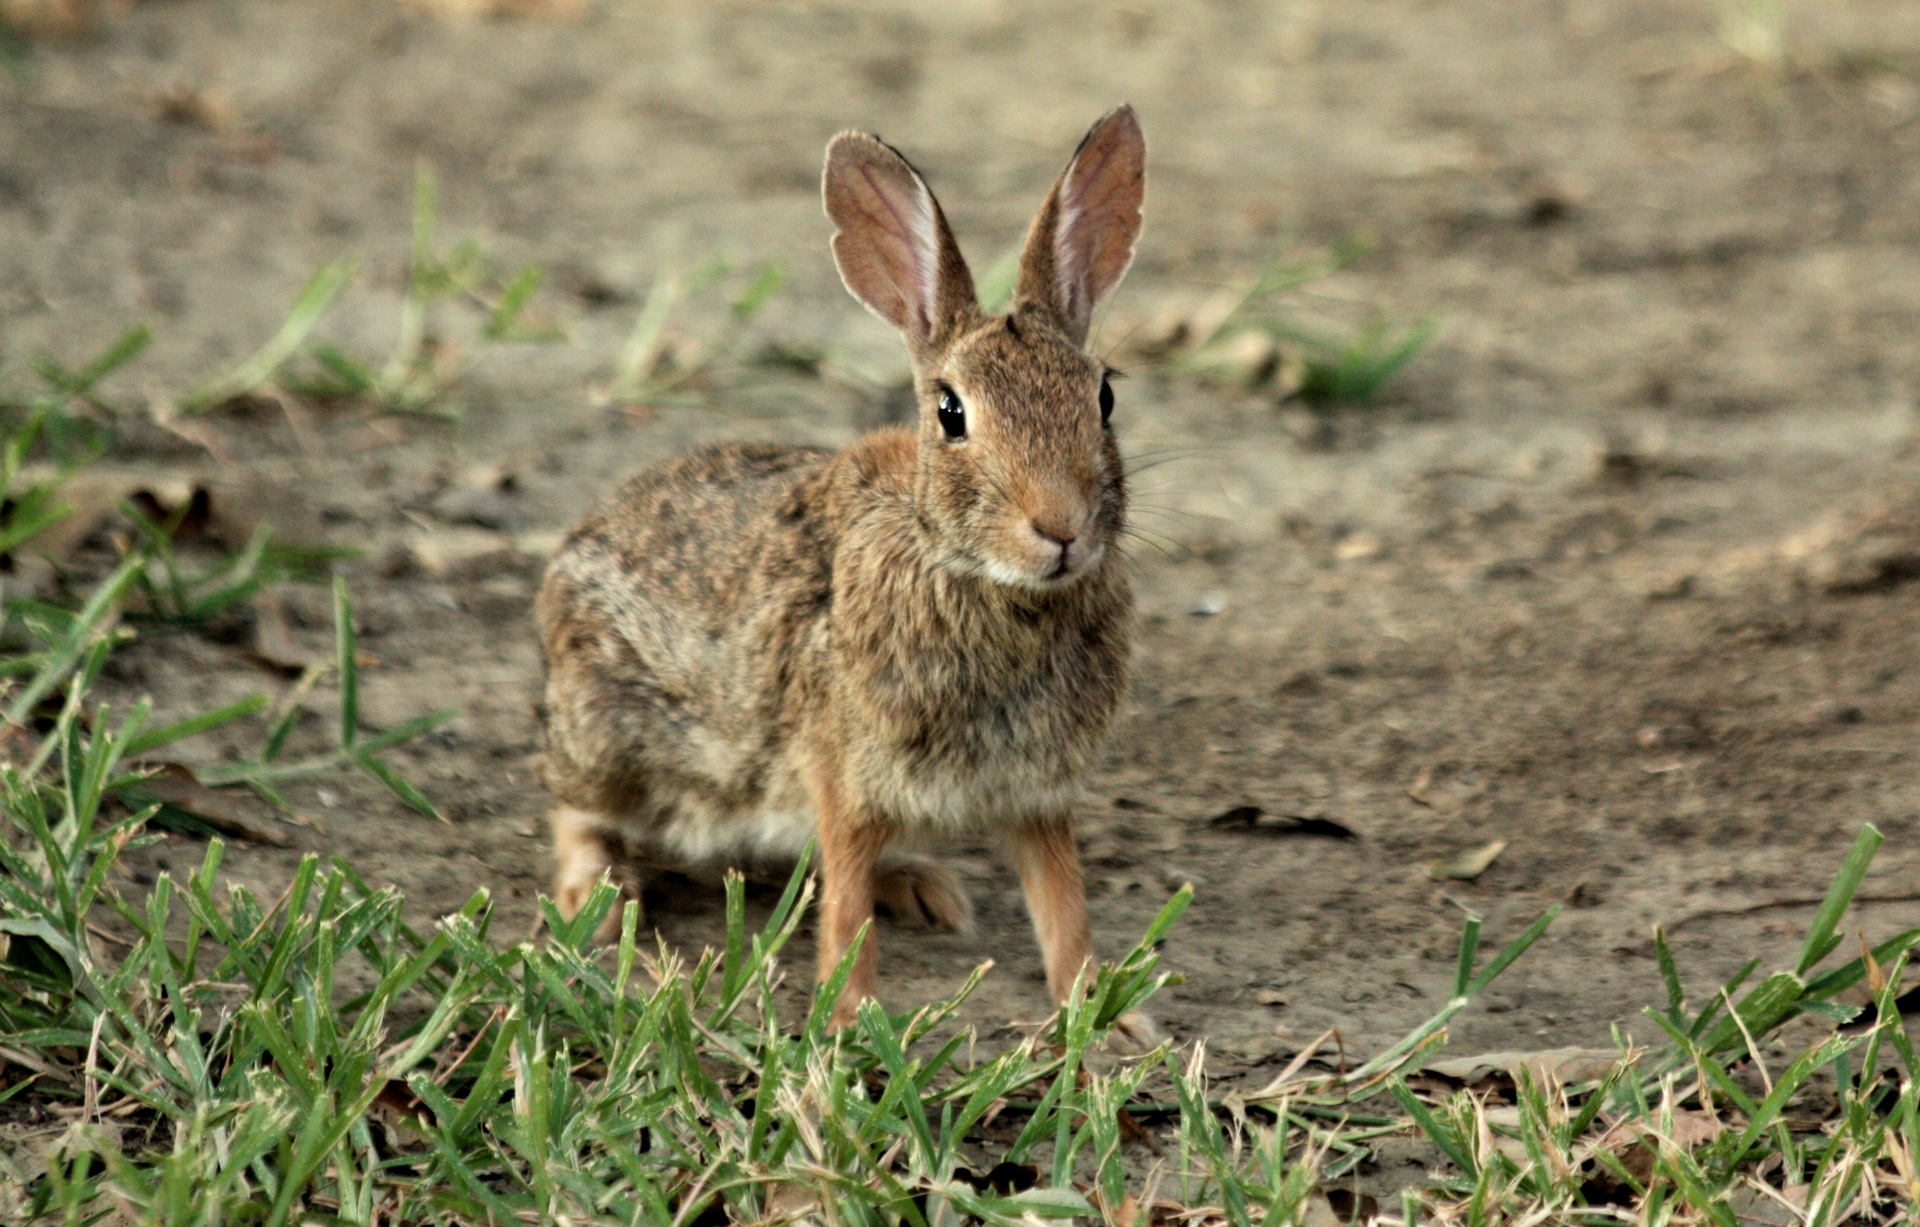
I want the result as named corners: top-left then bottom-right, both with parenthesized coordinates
top-left (1030, 521), bottom-right (1079, 548)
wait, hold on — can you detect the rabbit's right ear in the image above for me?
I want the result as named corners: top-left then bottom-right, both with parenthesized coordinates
top-left (824, 133), bottom-right (977, 350)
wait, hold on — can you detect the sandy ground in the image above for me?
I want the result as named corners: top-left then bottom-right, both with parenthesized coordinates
top-left (6, 0), bottom-right (1920, 1087)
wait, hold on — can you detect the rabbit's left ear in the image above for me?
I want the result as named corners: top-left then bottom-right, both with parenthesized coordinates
top-left (1014, 105), bottom-right (1146, 347)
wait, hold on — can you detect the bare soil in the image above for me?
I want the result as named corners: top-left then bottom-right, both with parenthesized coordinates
top-left (7, 0), bottom-right (1920, 1083)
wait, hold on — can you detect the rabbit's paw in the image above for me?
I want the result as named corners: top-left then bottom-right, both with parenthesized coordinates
top-left (551, 816), bottom-right (640, 943)
top-left (1105, 1010), bottom-right (1164, 1055)
top-left (875, 857), bottom-right (974, 933)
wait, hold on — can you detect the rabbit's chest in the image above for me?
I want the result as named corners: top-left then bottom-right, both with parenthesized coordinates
top-left (840, 618), bottom-right (1127, 828)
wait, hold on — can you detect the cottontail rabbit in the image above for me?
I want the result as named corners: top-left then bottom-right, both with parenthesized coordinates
top-left (537, 106), bottom-right (1153, 1045)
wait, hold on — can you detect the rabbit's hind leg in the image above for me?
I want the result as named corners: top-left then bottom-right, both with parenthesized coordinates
top-left (550, 805), bottom-right (644, 942)
top-left (874, 854), bottom-right (973, 933)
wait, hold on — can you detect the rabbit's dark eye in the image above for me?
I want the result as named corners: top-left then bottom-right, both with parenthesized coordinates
top-left (1098, 377), bottom-right (1114, 426)
top-left (937, 386), bottom-right (966, 441)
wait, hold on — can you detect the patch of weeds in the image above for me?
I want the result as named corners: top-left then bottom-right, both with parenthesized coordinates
top-left (174, 164), bottom-right (561, 419)
top-left (1383, 823), bottom-right (1919, 1225)
top-left (1293, 314), bottom-right (1441, 405)
top-left (607, 252), bottom-right (787, 408)
top-left (175, 262), bottom-right (354, 415)
top-left (119, 500), bottom-right (341, 631)
top-left (1127, 238), bottom-right (1438, 409)
top-left (299, 164), bottom-right (560, 415)
top-left (0, 328), bottom-right (152, 563)
top-left (190, 577), bottom-right (457, 819)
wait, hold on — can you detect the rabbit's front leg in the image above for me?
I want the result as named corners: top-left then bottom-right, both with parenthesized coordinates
top-left (1010, 816), bottom-right (1163, 1054)
top-left (1008, 816), bottom-right (1096, 1000)
top-left (811, 768), bottom-right (892, 1030)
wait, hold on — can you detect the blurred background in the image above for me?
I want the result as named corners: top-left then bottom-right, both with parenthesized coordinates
top-left (3, 0), bottom-right (1919, 1059)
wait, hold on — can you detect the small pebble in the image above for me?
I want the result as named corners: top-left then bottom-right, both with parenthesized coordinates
top-left (1189, 592), bottom-right (1229, 616)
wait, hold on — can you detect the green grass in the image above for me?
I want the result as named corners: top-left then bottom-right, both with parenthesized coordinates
top-left (1144, 240), bottom-right (1438, 409)
top-left (169, 164), bottom-right (562, 420)
top-left (608, 254), bottom-right (787, 408)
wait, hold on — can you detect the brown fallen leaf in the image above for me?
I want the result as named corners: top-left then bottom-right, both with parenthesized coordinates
top-left (247, 589), bottom-right (319, 674)
top-left (409, 528), bottom-right (517, 578)
top-left (1593, 1106), bottom-right (1723, 1166)
top-left (122, 764), bottom-right (292, 847)
top-left (1296, 1193), bottom-right (1344, 1227)
top-left (152, 84), bottom-right (240, 131)
top-left (1428, 838), bottom-right (1507, 881)
top-left (1424, 1046), bottom-right (1621, 1087)
top-left (1208, 805), bottom-right (1357, 840)
top-left (17, 471), bottom-right (239, 565)
top-left (1728, 1181), bottom-right (1808, 1227)
top-left (1406, 763), bottom-right (1486, 813)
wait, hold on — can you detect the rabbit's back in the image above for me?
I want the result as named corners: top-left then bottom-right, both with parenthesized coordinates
top-left (536, 443), bottom-right (837, 853)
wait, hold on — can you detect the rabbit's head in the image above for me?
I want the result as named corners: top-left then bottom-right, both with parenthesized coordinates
top-left (824, 107), bottom-right (1145, 591)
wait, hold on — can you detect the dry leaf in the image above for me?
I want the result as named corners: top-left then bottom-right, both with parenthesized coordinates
top-left (152, 84), bottom-right (239, 131)
top-left (1728, 1182), bottom-right (1807, 1227)
top-left (1208, 805), bottom-right (1357, 840)
top-left (409, 528), bottom-right (516, 578)
top-left (1595, 1106), bottom-right (1723, 1156)
top-left (1428, 838), bottom-right (1507, 881)
top-left (1333, 532), bottom-right (1382, 562)
top-left (125, 764), bottom-right (292, 847)
top-left (1406, 763), bottom-right (1485, 812)
top-left (1424, 1046), bottom-right (1620, 1086)
top-left (1297, 1193), bottom-right (1344, 1227)
top-left (248, 589), bottom-right (319, 674)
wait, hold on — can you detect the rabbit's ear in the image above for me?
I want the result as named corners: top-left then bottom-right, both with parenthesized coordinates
top-left (824, 132), bottom-right (977, 349)
top-left (1014, 105), bottom-right (1145, 347)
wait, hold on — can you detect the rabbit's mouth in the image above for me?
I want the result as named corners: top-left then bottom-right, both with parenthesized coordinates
top-left (977, 535), bottom-right (1108, 591)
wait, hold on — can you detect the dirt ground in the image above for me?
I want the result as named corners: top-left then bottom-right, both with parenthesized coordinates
top-left (6, 0), bottom-right (1920, 1084)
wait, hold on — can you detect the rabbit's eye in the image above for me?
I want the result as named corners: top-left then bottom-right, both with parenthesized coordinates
top-left (1099, 378), bottom-right (1115, 426)
top-left (937, 387), bottom-right (966, 441)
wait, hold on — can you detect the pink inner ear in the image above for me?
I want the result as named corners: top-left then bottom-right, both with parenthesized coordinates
top-left (1041, 112), bottom-right (1144, 339)
top-left (1057, 144), bottom-right (1140, 318)
top-left (855, 164), bottom-right (939, 337)
top-left (828, 136), bottom-right (945, 339)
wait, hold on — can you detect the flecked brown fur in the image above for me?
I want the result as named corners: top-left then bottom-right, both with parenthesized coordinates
top-left (537, 106), bottom-right (1154, 1041)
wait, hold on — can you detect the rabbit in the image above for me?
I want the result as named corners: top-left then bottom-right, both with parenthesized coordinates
top-left (536, 105), bottom-right (1154, 1047)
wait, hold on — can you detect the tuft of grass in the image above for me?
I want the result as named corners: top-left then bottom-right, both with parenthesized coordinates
top-left (190, 577), bottom-right (458, 820)
top-left (176, 263), bottom-right (355, 416)
top-left (171, 165), bottom-right (561, 420)
top-left (1137, 239), bottom-right (1438, 409)
top-left (607, 253), bottom-right (787, 408)
top-left (1294, 314), bottom-right (1440, 406)
top-left (1385, 823), bottom-right (1919, 1226)
top-left (119, 504), bottom-right (341, 633)
top-left (1, 326), bottom-right (152, 559)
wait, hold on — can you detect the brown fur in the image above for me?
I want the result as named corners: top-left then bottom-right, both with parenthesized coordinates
top-left (536, 107), bottom-right (1158, 1045)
